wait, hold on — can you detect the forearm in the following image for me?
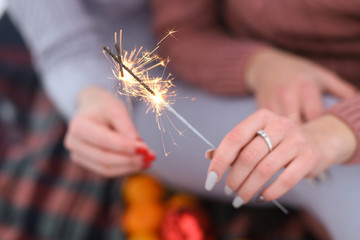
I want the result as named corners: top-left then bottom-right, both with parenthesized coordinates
top-left (8, 0), bottom-right (114, 120)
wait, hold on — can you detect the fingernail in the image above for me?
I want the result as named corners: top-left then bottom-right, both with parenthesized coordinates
top-left (255, 195), bottom-right (265, 203)
top-left (205, 148), bottom-right (216, 160)
top-left (205, 171), bottom-right (218, 191)
top-left (224, 185), bottom-right (234, 196)
top-left (136, 147), bottom-right (148, 155)
top-left (144, 154), bottom-right (156, 163)
top-left (232, 196), bottom-right (244, 208)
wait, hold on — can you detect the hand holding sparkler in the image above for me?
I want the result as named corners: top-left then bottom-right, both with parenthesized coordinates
top-left (64, 86), bottom-right (156, 177)
top-left (103, 31), bottom-right (215, 150)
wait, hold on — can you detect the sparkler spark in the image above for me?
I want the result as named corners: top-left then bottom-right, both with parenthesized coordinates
top-left (103, 30), bottom-right (214, 149)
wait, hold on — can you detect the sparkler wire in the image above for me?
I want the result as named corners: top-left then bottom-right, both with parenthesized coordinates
top-left (164, 104), bottom-right (215, 148)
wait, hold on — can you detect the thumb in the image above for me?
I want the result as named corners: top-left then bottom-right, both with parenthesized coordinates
top-left (321, 72), bottom-right (357, 99)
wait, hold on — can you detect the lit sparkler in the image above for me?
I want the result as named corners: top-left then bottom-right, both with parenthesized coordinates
top-left (103, 31), bottom-right (288, 214)
top-left (103, 30), bottom-right (214, 149)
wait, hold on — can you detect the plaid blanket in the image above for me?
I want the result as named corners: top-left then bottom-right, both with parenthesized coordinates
top-left (0, 15), bottom-right (123, 240)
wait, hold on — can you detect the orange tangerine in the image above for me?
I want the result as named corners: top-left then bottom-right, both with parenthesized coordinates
top-left (122, 174), bottom-right (164, 205)
top-left (167, 194), bottom-right (199, 210)
top-left (122, 202), bottom-right (165, 234)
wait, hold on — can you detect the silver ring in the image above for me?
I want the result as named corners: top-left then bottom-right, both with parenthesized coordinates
top-left (256, 130), bottom-right (273, 152)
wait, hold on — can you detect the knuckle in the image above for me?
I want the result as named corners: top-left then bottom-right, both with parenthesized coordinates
top-left (240, 147), bottom-right (259, 166)
top-left (226, 128), bottom-right (242, 144)
top-left (290, 133), bottom-right (306, 146)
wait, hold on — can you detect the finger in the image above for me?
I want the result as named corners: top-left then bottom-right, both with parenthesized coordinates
top-left (260, 154), bottom-right (312, 201)
top-left (301, 84), bottom-right (323, 121)
top-left (224, 122), bottom-right (290, 195)
top-left (206, 109), bottom-right (272, 189)
top-left (279, 88), bottom-right (301, 121)
top-left (67, 135), bottom-right (144, 169)
top-left (205, 148), bottom-right (216, 160)
top-left (257, 95), bottom-right (282, 116)
top-left (71, 153), bottom-right (141, 178)
top-left (69, 116), bottom-right (148, 155)
top-left (105, 100), bottom-right (139, 139)
top-left (231, 140), bottom-right (297, 204)
top-left (320, 71), bottom-right (357, 99)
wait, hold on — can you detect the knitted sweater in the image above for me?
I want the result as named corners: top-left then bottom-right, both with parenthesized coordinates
top-left (151, 0), bottom-right (360, 163)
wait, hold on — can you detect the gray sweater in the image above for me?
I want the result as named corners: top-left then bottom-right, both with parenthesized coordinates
top-left (8, 0), bottom-right (155, 120)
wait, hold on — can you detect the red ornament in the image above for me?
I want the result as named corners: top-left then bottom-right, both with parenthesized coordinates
top-left (162, 207), bottom-right (213, 240)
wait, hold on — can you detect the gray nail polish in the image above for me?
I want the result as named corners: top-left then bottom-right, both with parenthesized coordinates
top-left (224, 185), bottom-right (234, 196)
top-left (205, 171), bottom-right (218, 191)
top-left (256, 195), bottom-right (265, 203)
top-left (205, 148), bottom-right (216, 160)
top-left (232, 196), bottom-right (244, 208)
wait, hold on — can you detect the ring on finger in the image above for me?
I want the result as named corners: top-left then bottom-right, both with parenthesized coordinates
top-left (256, 130), bottom-right (273, 152)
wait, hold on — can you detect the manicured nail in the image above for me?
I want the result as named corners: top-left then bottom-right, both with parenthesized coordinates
top-left (232, 196), bottom-right (244, 208)
top-left (205, 171), bottom-right (218, 191)
top-left (205, 148), bottom-right (216, 160)
top-left (144, 154), bottom-right (156, 163)
top-left (224, 185), bottom-right (234, 196)
top-left (255, 195), bottom-right (265, 203)
top-left (136, 147), bottom-right (148, 155)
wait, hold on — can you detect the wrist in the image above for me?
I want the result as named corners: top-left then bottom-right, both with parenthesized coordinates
top-left (243, 47), bottom-right (278, 91)
top-left (302, 114), bottom-right (357, 166)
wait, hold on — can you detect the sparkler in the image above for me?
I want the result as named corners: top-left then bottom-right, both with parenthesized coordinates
top-left (103, 31), bottom-right (288, 214)
top-left (103, 31), bottom-right (214, 149)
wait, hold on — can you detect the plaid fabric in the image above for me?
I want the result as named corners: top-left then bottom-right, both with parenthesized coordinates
top-left (0, 15), bottom-right (124, 240)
